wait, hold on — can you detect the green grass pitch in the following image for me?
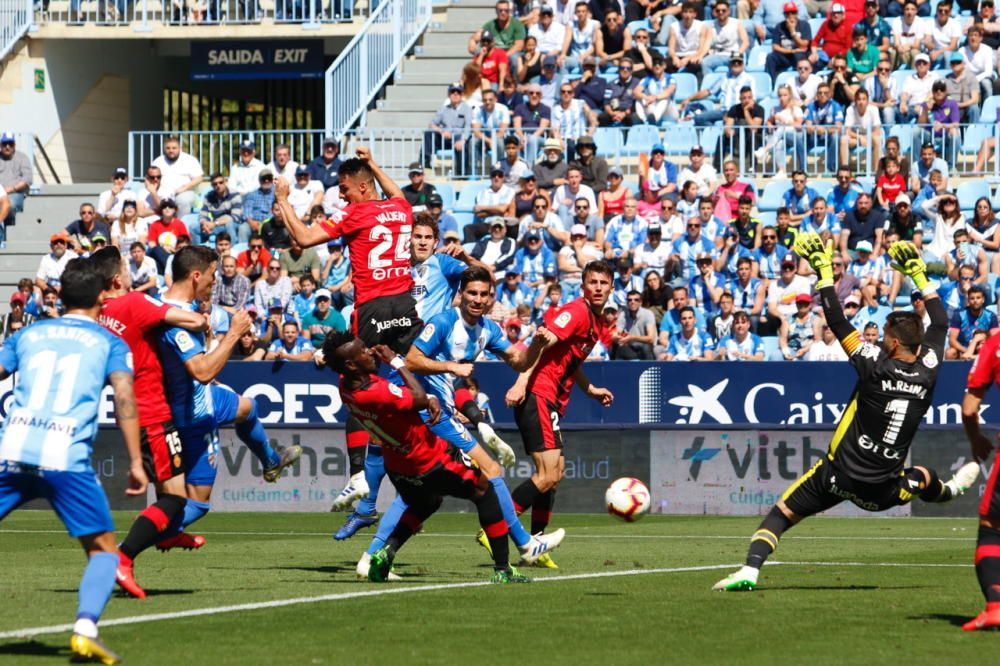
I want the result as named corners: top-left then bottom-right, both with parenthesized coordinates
top-left (0, 511), bottom-right (995, 665)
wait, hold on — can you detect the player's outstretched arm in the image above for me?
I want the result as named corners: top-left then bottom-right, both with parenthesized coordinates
top-left (355, 145), bottom-right (405, 200)
top-left (793, 232), bottom-right (856, 348)
top-left (504, 326), bottom-right (557, 372)
top-left (888, 240), bottom-right (947, 351)
top-left (165, 306), bottom-right (211, 333)
top-left (373, 344), bottom-right (430, 411)
top-left (184, 311), bottom-right (253, 383)
top-left (962, 386), bottom-right (996, 462)
top-left (274, 177), bottom-right (331, 248)
top-left (405, 343), bottom-right (473, 378)
top-left (109, 370), bottom-right (149, 497)
top-left (573, 366), bottom-right (614, 406)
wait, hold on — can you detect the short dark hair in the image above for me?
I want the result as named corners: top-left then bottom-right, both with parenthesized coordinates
top-left (337, 157), bottom-right (375, 184)
top-left (679, 305), bottom-right (695, 317)
top-left (215, 231), bottom-right (232, 244)
top-left (59, 258), bottom-right (104, 310)
top-left (737, 256), bottom-right (753, 268)
top-left (171, 245), bottom-right (218, 283)
top-left (321, 330), bottom-right (357, 374)
top-left (413, 211), bottom-right (440, 238)
top-left (583, 260), bottom-right (615, 282)
top-left (460, 265), bottom-right (494, 291)
top-left (738, 194), bottom-right (753, 206)
top-left (884, 311), bottom-right (924, 352)
top-left (282, 321), bottom-right (299, 331)
top-left (89, 246), bottom-right (124, 289)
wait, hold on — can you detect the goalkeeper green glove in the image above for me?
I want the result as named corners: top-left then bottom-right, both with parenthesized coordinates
top-left (792, 232), bottom-right (835, 289)
top-left (888, 240), bottom-right (929, 292)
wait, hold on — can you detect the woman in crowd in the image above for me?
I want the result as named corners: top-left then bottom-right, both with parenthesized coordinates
top-left (110, 200), bottom-right (147, 256)
top-left (598, 167), bottom-right (630, 222)
top-left (516, 35), bottom-right (543, 84)
top-left (641, 269), bottom-right (670, 325)
top-left (460, 62), bottom-right (488, 110)
top-left (753, 85), bottom-right (803, 177)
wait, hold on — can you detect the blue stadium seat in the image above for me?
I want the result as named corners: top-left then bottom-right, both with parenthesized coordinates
top-left (432, 182), bottom-right (456, 209)
top-left (627, 19), bottom-right (651, 34)
top-left (453, 211), bottom-right (475, 236)
top-left (992, 187), bottom-right (1000, 210)
top-left (758, 210), bottom-right (777, 227)
top-left (758, 179), bottom-right (790, 212)
top-left (811, 180), bottom-right (835, 199)
top-left (665, 124), bottom-right (699, 154)
top-left (455, 183), bottom-right (488, 213)
top-left (808, 17), bottom-right (824, 35)
top-left (749, 72), bottom-right (772, 97)
top-left (759, 96), bottom-right (778, 118)
top-left (653, 46), bottom-right (668, 58)
top-left (891, 70), bottom-right (914, 99)
top-left (760, 336), bottom-right (782, 360)
top-left (982, 95), bottom-right (1000, 123)
top-left (594, 127), bottom-right (624, 157)
top-left (956, 180), bottom-right (992, 207)
top-left (341, 304), bottom-right (354, 322)
top-left (181, 213), bottom-right (200, 237)
top-left (855, 176), bottom-right (874, 193)
top-left (772, 71), bottom-right (796, 96)
top-left (622, 124), bottom-right (661, 156)
top-left (672, 73), bottom-right (698, 101)
top-left (961, 124), bottom-right (993, 157)
top-left (702, 72), bottom-right (725, 94)
top-left (599, 70), bottom-right (618, 82)
top-left (746, 44), bottom-right (769, 72)
top-left (700, 125), bottom-right (722, 155)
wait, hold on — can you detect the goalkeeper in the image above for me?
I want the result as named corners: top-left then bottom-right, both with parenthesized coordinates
top-left (714, 235), bottom-right (980, 592)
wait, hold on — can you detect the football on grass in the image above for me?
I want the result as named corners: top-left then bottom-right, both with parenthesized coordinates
top-left (605, 477), bottom-right (651, 522)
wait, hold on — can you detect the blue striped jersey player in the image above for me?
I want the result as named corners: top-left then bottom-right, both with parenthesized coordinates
top-left (156, 246), bottom-right (300, 544)
top-left (353, 266), bottom-right (566, 579)
top-left (0, 258), bottom-right (147, 665)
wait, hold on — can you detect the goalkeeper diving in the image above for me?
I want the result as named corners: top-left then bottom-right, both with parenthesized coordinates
top-left (713, 234), bottom-right (981, 592)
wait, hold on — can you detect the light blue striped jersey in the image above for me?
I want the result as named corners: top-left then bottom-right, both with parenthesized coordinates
top-left (411, 253), bottom-right (467, 321)
top-left (159, 299), bottom-right (213, 430)
top-left (0, 315), bottom-right (132, 472)
top-left (413, 307), bottom-right (510, 409)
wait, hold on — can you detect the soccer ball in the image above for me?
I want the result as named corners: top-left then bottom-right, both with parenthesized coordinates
top-left (605, 477), bottom-right (651, 522)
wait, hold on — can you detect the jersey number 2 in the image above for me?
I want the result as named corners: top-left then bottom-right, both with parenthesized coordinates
top-left (368, 224), bottom-right (412, 269)
top-left (26, 351), bottom-right (81, 413)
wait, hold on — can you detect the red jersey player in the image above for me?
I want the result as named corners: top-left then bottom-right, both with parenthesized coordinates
top-left (961, 334), bottom-right (1000, 630)
top-left (504, 260), bottom-right (616, 567)
top-left (90, 248), bottom-right (207, 598)
top-left (275, 145), bottom-right (424, 510)
top-left (321, 331), bottom-right (529, 584)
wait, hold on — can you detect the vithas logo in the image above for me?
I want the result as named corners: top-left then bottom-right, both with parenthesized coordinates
top-left (681, 436), bottom-right (721, 480)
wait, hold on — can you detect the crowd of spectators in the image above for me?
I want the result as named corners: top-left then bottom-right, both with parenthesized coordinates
top-left (432, 0), bottom-right (1000, 177)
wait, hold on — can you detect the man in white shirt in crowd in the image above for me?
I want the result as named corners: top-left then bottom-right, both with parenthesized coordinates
top-left (557, 223), bottom-right (603, 301)
top-left (36, 231), bottom-right (79, 292)
top-left (471, 217), bottom-right (518, 276)
top-left (287, 166), bottom-right (325, 222)
top-left (924, 0), bottom-right (962, 69)
top-left (700, 0), bottom-right (749, 78)
top-left (633, 222), bottom-right (673, 276)
top-left (96, 167), bottom-right (137, 222)
top-left (805, 323), bottom-right (848, 360)
top-left (787, 58), bottom-right (823, 107)
top-left (676, 145), bottom-right (718, 198)
top-left (961, 26), bottom-right (998, 103)
top-left (228, 139), bottom-right (265, 195)
top-left (679, 54), bottom-right (755, 126)
top-left (554, 165), bottom-right (597, 224)
top-left (891, 0), bottom-right (925, 70)
top-left (267, 143), bottom-right (299, 182)
top-left (668, 2), bottom-right (711, 75)
top-left (529, 5), bottom-right (567, 58)
top-left (898, 53), bottom-right (938, 123)
top-left (150, 136), bottom-right (204, 216)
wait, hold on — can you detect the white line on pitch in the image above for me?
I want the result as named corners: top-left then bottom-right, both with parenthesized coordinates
top-left (0, 564), bottom-right (737, 640)
top-left (0, 529), bottom-right (977, 542)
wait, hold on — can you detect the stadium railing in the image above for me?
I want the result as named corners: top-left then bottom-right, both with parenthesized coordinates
top-left (129, 123), bottom-right (1000, 184)
top-left (322, 0), bottom-right (432, 139)
top-left (34, 0), bottom-right (369, 28)
top-left (0, 0), bottom-right (32, 60)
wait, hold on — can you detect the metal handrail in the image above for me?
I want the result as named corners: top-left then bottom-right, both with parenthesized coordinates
top-left (323, 0), bottom-right (432, 138)
top-left (0, 0), bottom-right (32, 61)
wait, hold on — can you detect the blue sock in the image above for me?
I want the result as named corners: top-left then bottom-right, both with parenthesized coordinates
top-left (367, 495), bottom-right (408, 555)
top-left (180, 499), bottom-right (211, 530)
top-left (355, 445), bottom-right (386, 516)
top-left (490, 476), bottom-right (531, 548)
top-left (236, 402), bottom-right (280, 469)
top-left (77, 551), bottom-right (117, 624)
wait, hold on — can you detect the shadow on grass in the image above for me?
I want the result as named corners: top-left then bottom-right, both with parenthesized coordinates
top-left (909, 613), bottom-right (970, 628)
top-left (0, 640), bottom-right (68, 657)
top-left (762, 585), bottom-right (925, 591)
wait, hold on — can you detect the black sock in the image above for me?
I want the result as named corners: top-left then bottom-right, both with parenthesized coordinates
top-left (119, 494), bottom-right (187, 561)
top-left (346, 415), bottom-right (369, 477)
top-left (455, 386), bottom-right (485, 427)
top-left (531, 489), bottom-right (556, 535)
top-left (475, 485), bottom-right (511, 570)
top-left (386, 499), bottom-right (440, 555)
top-left (746, 505), bottom-right (795, 569)
top-left (511, 479), bottom-right (543, 514)
top-left (915, 468), bottom-right (952, 503)
top-left (975, 527), bottom-right (1000, 603)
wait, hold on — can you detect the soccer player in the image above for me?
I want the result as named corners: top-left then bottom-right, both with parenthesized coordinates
top-left (157, 247), bottom-right (301, 552)
top-left (90, 247), bottom-right (217, 598)
top-left (0, 258), bottom-right (147, 664)
top-left (505, 260), bottom-right (617, 568)
top-left (354, 267), bottom-right (565, 576)
top-left (713, 235), bottom-right (980, 592)
top-left (334, 213), bottom-right (502, 537)
top-left (275, 145), bottom-right (422, 511)
top-left (959, 333), bottom-right (1000, 630)
top-left (322, 332), bottom-right (530, 583)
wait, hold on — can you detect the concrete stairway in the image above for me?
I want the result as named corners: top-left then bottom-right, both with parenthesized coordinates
top-left (362, 0), bottom-right (493, 175)
top-left (0, 184), bottom-right (104, 313)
